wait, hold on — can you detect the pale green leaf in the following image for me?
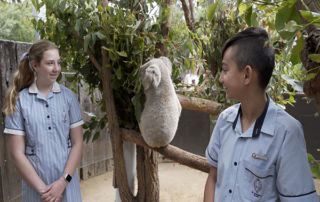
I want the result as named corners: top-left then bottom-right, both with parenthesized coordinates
top-left (305, 73), bottom-right (317, 81)
top-left (238, 3), bottom-right (247, 16)
top-left (245, 5), bottom-right (252, 26)
top-left (309, 54), bottom-right (320, 63)
top-left (116, 51), bottom-right (128, 57)
top-left (207, 2), bottom-right (218, 22)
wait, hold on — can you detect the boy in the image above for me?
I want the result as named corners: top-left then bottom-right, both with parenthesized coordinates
top-left (204, 27), bottom-right (318, 202)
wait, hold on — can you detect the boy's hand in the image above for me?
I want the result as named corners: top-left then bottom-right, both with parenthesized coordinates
top-left (40, 177), bottom-right (67, 202)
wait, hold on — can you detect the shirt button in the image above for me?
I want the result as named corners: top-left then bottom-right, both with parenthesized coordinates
top-left (48, 126), bottom-right (51, 130)
top-left (229, 189), bottom-right (232, 193)
top-left (46, 104), bottom-right (49, 107)
top-left (47, 115), bottom-right (50, 118)
top-left (234, 162), bottom-right (237, 166)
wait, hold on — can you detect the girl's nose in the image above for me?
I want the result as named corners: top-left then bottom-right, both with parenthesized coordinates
top-left (219, 74), bottom-right (223, 84)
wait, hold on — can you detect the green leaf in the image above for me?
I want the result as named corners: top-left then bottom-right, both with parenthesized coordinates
top-left (207, 2), bottom-right (218, 22)
top-left (84, 34), bottom-right (90, 52)
top-left (281, 74), bottom-right (303, 92)
top-left (116, 51), bottom-right (128, 57)
top-left (94, 31), bottom-right (105, 40)
top-left (309, 54), bottom-right (320, 63)
top-left (305, 73), bottom-right (317, 81)
top-left (251, 12), bottom-right (258, 27)
top-left (115, 66), bottom-right (122, 79)
top-left (92, 131), bottom-right (100, 142)
top-left (283, 20), bottom-right (302, 33)
top-left (300, 10), bottom-right (320, 22)
top-left (245, 5), bottom-right (252, 26)
top-left (290, 36), bottom-right (305, 65)
top-left (239, 3), bottom-right (248, 16)
top-left (275, 2), bottom-right (301, 32)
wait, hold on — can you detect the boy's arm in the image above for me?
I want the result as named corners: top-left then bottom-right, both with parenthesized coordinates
top-left (204, 166), bottom-right (217, 202)
top-left (276, 123), bottom-right (318, 202)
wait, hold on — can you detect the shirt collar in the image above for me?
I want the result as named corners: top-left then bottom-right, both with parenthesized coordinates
top-left (29, 80), bottom-right (61, 94)
top-left (228, 94), bottom-right (276, 137)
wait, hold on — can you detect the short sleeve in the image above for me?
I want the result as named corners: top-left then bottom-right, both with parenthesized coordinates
top-left (4, 99), bottom-right (25, 136)
top-left (276, 122), bottom-right (318, 202)
top-left (68, 91), bottom-right (84, 129)
top-left (205, 114), bottom-right (223, 168)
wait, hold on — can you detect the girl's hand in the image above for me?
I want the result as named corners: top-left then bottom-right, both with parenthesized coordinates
top-left (40, 177), bottom-right (67, 202)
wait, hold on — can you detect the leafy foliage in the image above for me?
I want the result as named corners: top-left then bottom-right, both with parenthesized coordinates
top-left (31, 0), bottom-right (320, 144)
top-left (0, 1), bottom-right (36, 42)
top-left (32, 0), bottom-right (197, 142)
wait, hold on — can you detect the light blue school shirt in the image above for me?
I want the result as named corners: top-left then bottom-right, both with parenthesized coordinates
top-left (4, 81), bottom-right (83, 202)
top-left (206, 96), bottom-right (318, 202)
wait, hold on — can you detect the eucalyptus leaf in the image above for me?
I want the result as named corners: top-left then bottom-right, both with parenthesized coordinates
top-left (281, 74), bottom-right (303, 92)
top-left (207, 2), bottom-right (218, 22)
top-left (309, 54), bottom-right (320, 63)
top-left (245, 5), bottom-right (252, 26)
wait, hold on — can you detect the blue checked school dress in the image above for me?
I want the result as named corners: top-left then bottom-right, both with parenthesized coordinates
top-left (4, 81), bottom-right (83, 202)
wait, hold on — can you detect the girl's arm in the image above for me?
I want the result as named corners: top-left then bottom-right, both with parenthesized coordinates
top-left (63, 125), bottom-right (83, 177)
top-left (41, 125), bottom-right (83, 202)
top-left (8, 135), bottom-right (48, 194)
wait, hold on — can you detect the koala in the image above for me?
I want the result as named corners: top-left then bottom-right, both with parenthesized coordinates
top-left (138, 57), bottom-right (182, 148)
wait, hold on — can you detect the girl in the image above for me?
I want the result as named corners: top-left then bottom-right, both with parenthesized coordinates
top-left (3, 40), bottom-right (83, 202)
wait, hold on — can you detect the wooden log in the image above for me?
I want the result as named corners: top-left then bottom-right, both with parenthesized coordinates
top-left (177, 94), bottom-right (221, 115)
top-left (121, 129), bottom-right (211, 173)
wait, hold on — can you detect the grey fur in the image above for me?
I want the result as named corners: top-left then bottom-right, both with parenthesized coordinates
top-left (139, 57), bottom-right (182, 148)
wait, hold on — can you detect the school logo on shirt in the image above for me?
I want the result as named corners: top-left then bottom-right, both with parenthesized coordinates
top-left (252, 178), bottom-right (262, 198)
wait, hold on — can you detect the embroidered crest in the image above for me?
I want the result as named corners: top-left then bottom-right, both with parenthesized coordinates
top-left (254, 178), bottom-right (262, 193)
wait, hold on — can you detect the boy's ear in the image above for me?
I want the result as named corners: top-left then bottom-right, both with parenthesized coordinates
top-left (243, 65), bottom-right (253, 85)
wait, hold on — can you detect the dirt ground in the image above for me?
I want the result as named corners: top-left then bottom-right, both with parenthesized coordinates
top-left (80, 162), bottom-right (207, 202)
top-left (80, 162), bottom-right (320, 202)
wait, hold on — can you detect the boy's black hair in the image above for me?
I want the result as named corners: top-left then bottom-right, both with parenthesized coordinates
top-left (222, 27), bottom-right (275, 90)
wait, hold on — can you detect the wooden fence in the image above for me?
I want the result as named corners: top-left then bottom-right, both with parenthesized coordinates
top-left (0, 40), bottom-right (113, 202)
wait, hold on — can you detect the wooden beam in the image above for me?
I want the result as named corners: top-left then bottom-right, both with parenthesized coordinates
top-left (177, 94), bottom-right (221, 115)
top-left (121, 128), bottom-right (211, 173)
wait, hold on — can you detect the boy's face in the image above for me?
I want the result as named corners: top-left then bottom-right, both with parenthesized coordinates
top-left (219, 46), bottom-right (245, 100)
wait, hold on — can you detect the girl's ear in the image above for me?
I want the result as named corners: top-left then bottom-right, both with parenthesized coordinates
top-left (30, 60), bottom-right (38, 72)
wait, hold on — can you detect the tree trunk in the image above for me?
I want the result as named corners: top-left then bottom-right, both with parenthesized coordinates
top-left (181, 0), bottom-right (195, 32)
top-left (295, 0), bottom-right (320, 115)
top-left (136, 146), bottom-right (159, 201)
top-left (101, 49), bottom-right (136, 201)
top-left (155, 0), bottom-right (173, 57)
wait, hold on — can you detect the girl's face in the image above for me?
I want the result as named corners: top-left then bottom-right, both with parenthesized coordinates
top-left (33, 49), bottom-right (61, 85)
top-left (219, 46), bottom-right (245, 101)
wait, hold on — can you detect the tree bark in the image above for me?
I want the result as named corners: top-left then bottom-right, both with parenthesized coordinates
top-left (295, 0), bottom-right (320, 115)
top-left (122, 129), bottom-right (211, 173)
top-left (155, 0), bottom-right (173, 57)
top-left (101, 49), bottom-right (135, 201)
top-left (177, 94), bottom-right (222, 115)
top-left (181, 0), bottom-right (195, 32)
top-left (188, 0), bottom-right (195, 29)
top-left (136, 146), bottom-right (159, 201)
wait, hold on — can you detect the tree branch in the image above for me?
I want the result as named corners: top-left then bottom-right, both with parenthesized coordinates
top-left (121, 128), bottom-right (211, 173)
top-left (180, 0), bottom-right (194, 32)
top-left (177, 94), bottom-right (222, 115)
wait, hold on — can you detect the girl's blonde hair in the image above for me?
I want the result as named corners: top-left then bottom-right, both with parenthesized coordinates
top-left (3, 40), bottom-right (58, 115)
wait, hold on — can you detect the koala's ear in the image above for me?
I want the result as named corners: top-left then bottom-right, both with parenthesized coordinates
top-left (141, 64), bottom-right (161, 90)
top-left (159, 56), bottom-right (172, 75)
